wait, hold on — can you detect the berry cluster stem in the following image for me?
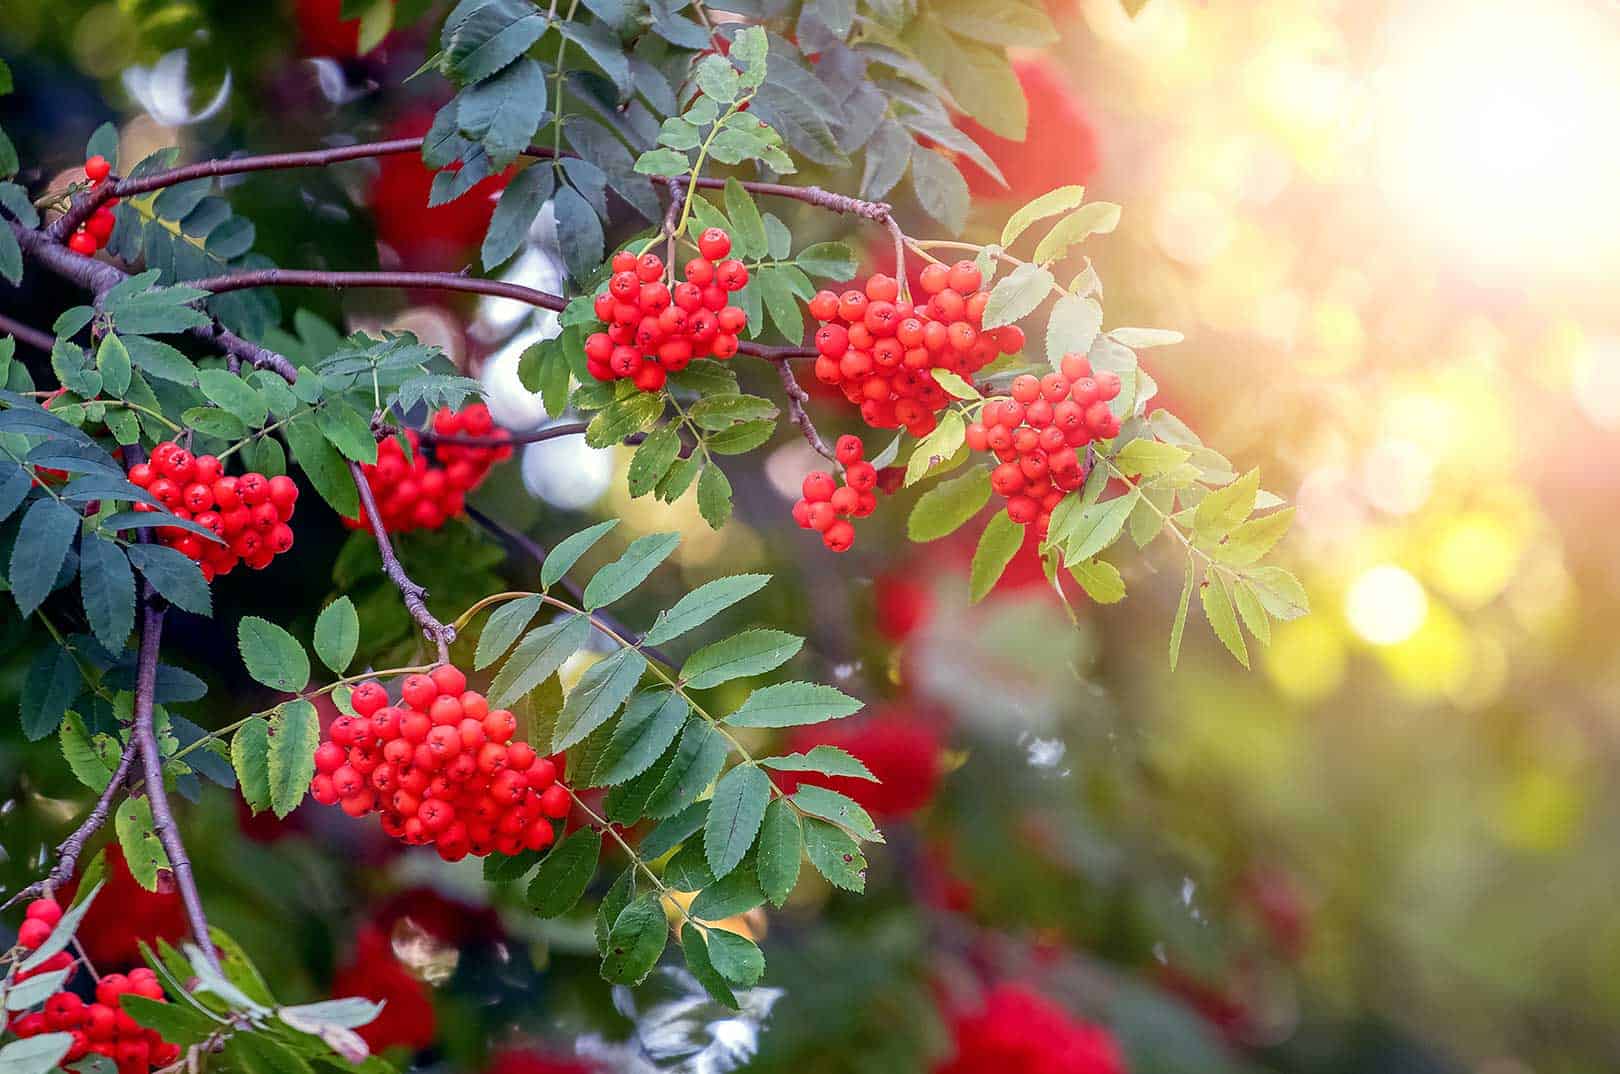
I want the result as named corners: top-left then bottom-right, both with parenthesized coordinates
top-left (130, 594), bottom-right (223, 974)
top-left (348, 460), bottom-right (456, 663)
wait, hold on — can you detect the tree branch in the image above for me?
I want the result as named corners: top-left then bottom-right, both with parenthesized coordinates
top-left (777, 360), bottom-right (837, 462)
top-left (0, 312), bottom-right (56, 354)
top-left (131, 595), bottom-right (222, 973)
top-left (7, 221), bottom-right (300, 382)
top-left (348, 460), bottom-right (456, 663)
top-left (1, 737), bottom-right (137, 910)
top-left (51, 136), bottom-right (895, 237)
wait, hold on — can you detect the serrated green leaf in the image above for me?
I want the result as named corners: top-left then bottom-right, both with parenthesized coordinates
top-left (704, 928), bottom-right (764, 986)
top-left (552, 647), bottom-right (648, 751)
top-left (704, 764), bottom-right (770, 878)
top-left (232, 717), bottom-right (271, 813)
top-left (725, 681), bottom-right (862, 729)
top-left (681, 629), bottom-right (802, 690)
top-left (527, 828), bottom-right (600, 917)
top-left (600, 894), bottom-right (667, 984)
top-left (95, 334), bottom-right (132, 398)
top-left (645, 720), bottom-right (728, 818)
top-left (760, 746), bottom-right (874, 780)
top-left (78, 534), bottom-right (134, 651)
top-left (583, 531), bottom-right (680, 609)
top-left (969, 511), bottom-right (1024, 603)
top-left (904, 409), bottom-right (966, 486)
top-left (315, 403), bottom-right (378, 465)
top-left (802, 817), bottom-right (866, 892)
top-left (689, 865), bottom-right (765, 920)
top-left (1001, 185), bottom-right (1088, 248)
top-left (1033, 202), bottom-right (1121, 265)
top-left (197, 368), bottom-right (269, 427)
top-left (266, 699), bottom-right (319, 817)
top-left (592, 689), bottom-right (689, 786)
top-left (643, 573), bottom-right (770, 647)
top-left (285, 413), bottom-right (360, 518)
top-left (1045, 292), bottom-right (1104, 361)
top-left (906, 466), bottom-right (990, 542)
top-left (981, 261), bottom-right (1054, 330)
top-left (1114, 438), bottom-right (1191, 478)
top-left (237, 616), bottom-right (310, 692)
top-left (115, 797), bottom-right (169, 891)
top-left (1214, 507), bottom-right (1294, 566)
top-left (696, 463), bottom-right (733, 530)
top-left (10, 498), bottom-right (79, 617)
top-left (126, 544), bottom-right (211, 616)
top-left (475, 595), bottom-right (542, 669)
top-left (790, 784), bottom-right (882, 842)
top-left (490, 614), bottom-right (591, 707)
top-left (1200, 569), bottom-right (1249, 667)
top-left (1054, 492), bottom-right (1136, 562)
top-left (627, 426), bottom-right (682, 497)
top-left (1240, 565), bottom-right (1310, 621)
top-left (1194, 468), bottom-right (1260, 543)
top-left (313, 596), bottom-right (359, 673)
top-left (21, 647), bottom-right (80, 742)
top-left (681, 925), bottom-right (740, 1009)
top-left (59, 713), bottom-right (114, 791)
top-left (541, 518), bottom-right (618, 590)
top-left (755, 797), bottom-right (802, 906)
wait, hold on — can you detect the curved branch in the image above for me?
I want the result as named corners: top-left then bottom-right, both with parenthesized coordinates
top-left (7, 221), bottom-right (299, 382)
top-left (348, 460), bottom-right (456, 663)
top-left (2, 738), bottom-right (137, 910)
top-left (52, 136), bottom-right (894, 237)
top-left (131, 595), bottom-right (222, 974)
top-left (777, 361), bottom-right (837, 463)
top-left (0, 312), bottom-right (56, 354)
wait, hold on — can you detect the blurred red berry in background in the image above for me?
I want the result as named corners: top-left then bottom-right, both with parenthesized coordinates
top-left (69, 845), bottom-right (187, 971)
top-left (332, 925), bottom-right (438, 1053)
top-left (956, 57), bottom-right (1101, 203)
top-left (369, 113), bottom-right (510, 269)
top-left (485, 1046), bottom-right (601, 1074)
top-left (782, 708), bottom-right (945, 819)
top-left (935, 983), bottom-right (1126, 1074)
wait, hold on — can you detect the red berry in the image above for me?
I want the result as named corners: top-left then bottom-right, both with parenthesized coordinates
top-left (67, 232), bottom-right (98, 256)
top-left (697, 227), bottom-right (732, 260)
top-left (84, 155), bottom-right (111, 182)
top-left (17, 918), bottom-right (52, 948)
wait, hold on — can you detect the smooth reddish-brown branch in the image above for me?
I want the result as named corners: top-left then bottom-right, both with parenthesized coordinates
top-left (131, 595), bottom-right (222, 974)
top-left (53, 136), bottom-right (897, 236)
top-left (0, 312), bottom-right (56, 354)
top-left (348, 460), bottom-right (456, 662)
top-left (418, 420), bottom-right (588, 449)
top-left (1, 737), bottom-right (137, 910)
top-left (6, 221), bottom-right (300, 382)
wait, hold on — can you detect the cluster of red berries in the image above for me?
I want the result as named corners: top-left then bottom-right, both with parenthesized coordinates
top-left (347, 405), bottom-right (511, 534)
top-left (129, 441), bottom-right (298, 580)
top-left (309, 665), bottom-right (571, 862)
top-left (8, 899), bottom-right (181, 1073)
top-left (791, 435), bottom-right (880, 552)
top-left (809, 262), bottom-right (1026, 437)
top-left (965, 354), bottom-right (1123, 536)
top-left (65, 156), bottom-right (119, 258)
top-left (585, 228), bottom-right (750, 392)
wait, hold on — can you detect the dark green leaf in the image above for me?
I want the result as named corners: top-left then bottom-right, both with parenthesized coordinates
top-left (267, 699), bottom-right (319, 817)
top-left (681, 925), bottom-right (739, 1009)
top-left (483, 164), bottom-right (556, 269)
top-left (232, 717), bottom-right (271, 813)
top-left (759, 746), bottom-right (875, 780)
top-left (237, 616), bottom-right (310, 692)
top-left (10, 498), bottom-right (79, 616)
top-left (489, 614), bottom-right (592, 707)
top-left (704, 928), bottom-right (764, 985)
top-left (541, 518), bottom-right (618, 590)
top-left (599, 894), bottom-right (667, 984)
top-left (552, 647), bottom-right (647, 751)
top-left (704, 764), bottom-right (770, 878)
top-left (527, 828), bottom-right (601, 917)
top-left (725, 680), bottom-right (862, 728)
top-left (78, 534), bottom-right (135, 651)
top-left (475, 594), bottom-right (542, 669)
top-left (802, 816), bottom-right (866, 892)
top-left (592, 689), bottom-right (688, 785)
top-left (755, 797), bottom-right (802, 906)
top-left (906, 465), bottom-right (990, 542)
top-left (21, 646), bottom-right (80, 741)
top-left (582, 531), bottom-right (680, 609)
top-left (680, 629), bottom-right (802, 689)
top-left (313, 596), bottom-right (360, 673)
top-left (645, 719), bottom-right (727, 817)
top-left (689, 865), bottom-right (764, 920)
top-left (643, 573), bottom-right (769, 646)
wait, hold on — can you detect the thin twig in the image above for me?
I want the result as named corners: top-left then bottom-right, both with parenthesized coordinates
top-left (185, 267), bottom-right (812, 362)
top-left (776, 361), bottom-right (837, 462)
top-left (348, 460), bottom-right (455, 662)
top-left (462, 504), bottom-right (677, 668)
top-left (7, 221), bottom-right (300, 382)
top-left (131, 596), bottom-right (221, 974)
top-left (416, 420), bottom-right (586, 449)
top-left (0, 312), bottom-right (56, 354)
top-left (2, 738), bottom-right (137, 910)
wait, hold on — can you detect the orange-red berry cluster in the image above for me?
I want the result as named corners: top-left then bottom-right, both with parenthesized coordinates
top-left (309, 665), bottom-right (570, 862)
top-left (129, 441), bottom-right (298, 580)
top-left (8, 899), bottom-right (181, 1074)
top-left (65, 156), bottom-right (119, 258)
top-left (967, 353), bottom-right (1123, 536)
top-left (585, 228), bottom-right (750, 393)
top-left (809, 262), bottom-right (1026, 437)
top-left (791, 435), bottom-right (880, 552)
top-left (347, 405), bottom-right (511, 534)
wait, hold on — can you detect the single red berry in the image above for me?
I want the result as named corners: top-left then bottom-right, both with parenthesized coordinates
top-left (67, 232), bottom-right (98, 256)
top-left (835, 434), bottom-right (864, 466)
top-left (84, 155), bottom-right (111, 183)
top-left (697, 227), bottom-right (732, 260)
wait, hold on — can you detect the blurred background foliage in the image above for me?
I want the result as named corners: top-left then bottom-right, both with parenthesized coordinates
top-left (5, 1), bottom-right (1620, 1072)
